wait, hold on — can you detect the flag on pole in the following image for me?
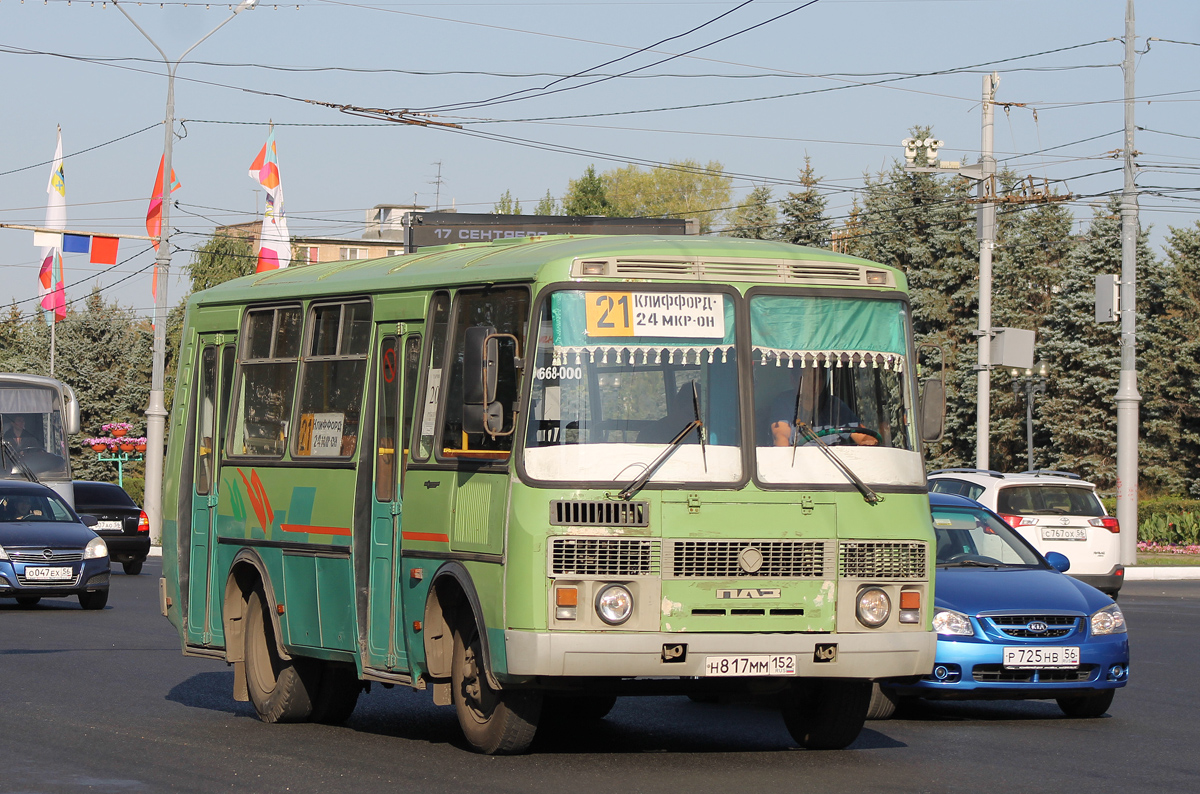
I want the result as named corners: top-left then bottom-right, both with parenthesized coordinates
top-left (38, 127), bottom-right (67, 324)
top-left (248, 126), bottom-right (291, 273)
top-left (146, 154), bottom-right (180, 301)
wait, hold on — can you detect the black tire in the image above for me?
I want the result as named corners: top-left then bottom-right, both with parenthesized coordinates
top-left (1057, 689), bottom-right (1115, 718)
top-left (122, 560), bottom-right (144, 576)
top-left (15, 596), bottom-right (41, 607)
top-left (78, 589), bottom-right (109, 610)
top-left (310, 662), bottom-right (362, 725)
top-left (452, 622), bottom-right (541, 754)
top-left (780, 679), bottom-right (872, 750)
top-left (865, 682), bottom-right (899, 720)
top-left (542, 693), bottom-right (617, 723)
top-left (244, 590), bottom-right (317, 723)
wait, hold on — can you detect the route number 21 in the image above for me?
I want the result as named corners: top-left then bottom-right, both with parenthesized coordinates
top-left (585, 292), bottom-right (634, 336)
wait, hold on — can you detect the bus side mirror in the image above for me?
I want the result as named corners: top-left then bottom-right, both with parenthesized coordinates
top-left (65, 392), bottom-right (81, 435)
top-left (462, 326), bottom-right (522, 438)
top-left (920, 378), bottom-right (945, 442)
top-left (463, 325), bottom-right (501, 436)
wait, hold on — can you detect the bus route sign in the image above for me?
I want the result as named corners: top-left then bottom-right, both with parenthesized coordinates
top-left (585, 292), bottom-right (725, 338)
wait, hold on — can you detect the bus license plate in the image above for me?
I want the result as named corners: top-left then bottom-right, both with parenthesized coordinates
top-left (1003, 646), bottom-right (1080, 668)
top-left (24, 566), bottom-right (73, 581)
top-left (1042, 527), bottom-right (1086, 541)
top-left (704, 655), bottom-right (796, 677)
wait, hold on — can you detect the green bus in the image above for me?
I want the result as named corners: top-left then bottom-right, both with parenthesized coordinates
top-left (161, 234), bottom-right (942, 753)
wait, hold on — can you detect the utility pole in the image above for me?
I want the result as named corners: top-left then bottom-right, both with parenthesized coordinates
top-left (114, 0), bottom-right (256, 545)
top-left (1117, 0), bottom-right (1141, 566)
top-left (975, 72), bottom-right (998, 470)
top-left (430, 161), bottom-right (444, 211)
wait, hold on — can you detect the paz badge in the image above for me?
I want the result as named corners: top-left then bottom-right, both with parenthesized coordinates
top-left (814, 643), bottom-right (838, 663)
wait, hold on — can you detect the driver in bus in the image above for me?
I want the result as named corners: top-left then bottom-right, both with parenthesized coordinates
top-left (3, 415), bottom-right (39, 450)
top-left (767, 366), bottom-right (879, 447)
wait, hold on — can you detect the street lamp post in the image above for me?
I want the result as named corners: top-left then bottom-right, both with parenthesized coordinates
top-left (113, 0), bottom-right (257, 544)
top-left (1010, 361), bottom-right (1049, 472)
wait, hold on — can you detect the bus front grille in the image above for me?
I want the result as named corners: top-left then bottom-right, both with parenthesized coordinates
top-left (838, 541), bottom-right (927, 579)
top-left (550, 538), bottom-right (660, 577)
top-left (550, 500), bottom-right (649, 527)
top-left (666, 540), bottom-right (833, 578)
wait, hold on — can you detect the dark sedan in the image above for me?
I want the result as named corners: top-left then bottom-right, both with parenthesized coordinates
top-left (72, 481), bottom-right (150, 575)
top-left (0, 480), bottom-right (110, 609)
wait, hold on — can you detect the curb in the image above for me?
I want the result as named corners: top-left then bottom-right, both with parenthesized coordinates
top-left (1125, 566), bottom-right (1200, 581)
top-left (148, 546), bottom-right (162, 558)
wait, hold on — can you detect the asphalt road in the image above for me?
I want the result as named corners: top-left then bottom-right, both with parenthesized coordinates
top-left (2, 563), bottom-right (1197, 794)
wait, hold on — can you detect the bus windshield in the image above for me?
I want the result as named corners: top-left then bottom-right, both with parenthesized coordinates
top-left (524, 289), bottom-right (741, 485)
top-left (1, 384), bottom-right (71, 481)
top-left (750, 294), bottom-right (922, 487)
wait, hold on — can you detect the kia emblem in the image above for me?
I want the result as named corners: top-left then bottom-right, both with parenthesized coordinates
top-left (1027, 621), bottom-right (1049, 633)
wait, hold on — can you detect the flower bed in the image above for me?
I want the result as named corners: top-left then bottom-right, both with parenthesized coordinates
top-left (1138, 542), bottom-right (1200, 556)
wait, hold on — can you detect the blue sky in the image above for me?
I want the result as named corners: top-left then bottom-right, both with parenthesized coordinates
top-left (1, 0), bottom-right (1196, 317)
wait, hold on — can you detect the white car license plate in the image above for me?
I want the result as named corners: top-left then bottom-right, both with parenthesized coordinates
top-left (24, 566), bottom-right (74, 581)
top-left (1041, 527), bottom-right (1087, 541)
top-left (704, 655), bottom-right (796, 677)
top-left (96, 520), bottom-right (122, 530)
top-left (1003, 646), bottom-right (1080, 668)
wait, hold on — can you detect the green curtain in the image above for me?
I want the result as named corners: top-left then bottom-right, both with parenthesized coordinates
top-left (750, 295), bottom-right (907, 355)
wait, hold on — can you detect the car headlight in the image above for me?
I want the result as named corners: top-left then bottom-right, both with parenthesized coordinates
top-left (595, 584), bottom-right (634, 625)
top-left (856, 587), bottom-right (891, 628)
top-left (0, 544), bottom-right (8, 561)
top-left (84, 537), bottom-right (108, 560)
top-left (932, 609), bottom-right (974, 636)
top-left (1090, 603), bottom-right (1126, 635)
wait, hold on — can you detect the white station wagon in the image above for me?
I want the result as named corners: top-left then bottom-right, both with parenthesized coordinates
top-left (927, 469), bottom-right (1123, 596)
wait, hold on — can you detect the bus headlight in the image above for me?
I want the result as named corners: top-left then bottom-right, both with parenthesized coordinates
top-left (856, 587), bottom-right (891, 628)
top-left (84, 537), bottom-right (108, 560)
top-left (595, 584), bottom-right (634, 625)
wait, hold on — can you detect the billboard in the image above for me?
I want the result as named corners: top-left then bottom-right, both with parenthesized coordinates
top-left (407, 213), bottom-right (692, 251)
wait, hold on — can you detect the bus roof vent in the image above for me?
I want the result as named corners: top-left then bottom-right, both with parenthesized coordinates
top-left (572, 257), bottom-right (892, 286)
top-left (550, 499), bottom-right (650, 527)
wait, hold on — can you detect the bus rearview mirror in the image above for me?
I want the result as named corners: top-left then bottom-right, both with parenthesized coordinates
top-left (920, 378), bottom-right (945, 442)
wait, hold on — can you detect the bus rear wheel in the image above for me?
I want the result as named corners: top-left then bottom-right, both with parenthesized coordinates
top-left (451, 623), bottom-right (541, 754)
top-left (244, 589), bottom-right (317, 723)
top-left (310, 662), bottom-right (361, 725)
top-left (780, 679), bottom-right (871, 750)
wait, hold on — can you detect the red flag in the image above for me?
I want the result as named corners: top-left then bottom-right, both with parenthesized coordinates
top-left (146, 155), bottom-right (180, 301)
top-left (89, 236), bottom-right (119, 266)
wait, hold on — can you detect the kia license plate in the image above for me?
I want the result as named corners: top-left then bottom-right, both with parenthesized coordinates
top-left (96, 520), bottom-right (122, 531)
top-left (1002, 646), bottom-right (1080, 668)
top-left (704, 654), bottom-right (796, 676)
top-left (1042, 527), bottom-right (1087, 541)
top-left (24, 566), bottom-right (73, 581)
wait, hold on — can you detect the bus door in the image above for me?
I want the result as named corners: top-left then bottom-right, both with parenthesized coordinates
top-left (365, 327), bottom-right (423, 671)
top-left (187, 337), bottom-right (236, 647)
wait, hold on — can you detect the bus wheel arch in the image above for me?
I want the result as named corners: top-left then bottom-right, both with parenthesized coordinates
top-left (423, 562), bottom-right (498, 690)
top-left (223, 550), bottom-right (290, 701)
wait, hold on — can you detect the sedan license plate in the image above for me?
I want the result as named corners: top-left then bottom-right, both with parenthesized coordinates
top-left (1042, 527), bottom-right (1087, 541)
top-left (24, 566), bottom-right (74, 581)
top-left (96, 520), bottom-right (123, 530)
top-left (704, 654), bottom-right (796, 677)
top-left (1003, 646), bottom-right (1080, 668)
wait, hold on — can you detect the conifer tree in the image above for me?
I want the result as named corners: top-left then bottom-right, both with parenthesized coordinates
top-left (533, 190), bottom-right (559, 216)
top-left (778, 157), bottom-right (831, 248)
top-left (562, 165), bottom-right (612, 216)
top-left (727, 184), bottom-right (778, 239)
top-left (493, 190), bottom-right (522, 215)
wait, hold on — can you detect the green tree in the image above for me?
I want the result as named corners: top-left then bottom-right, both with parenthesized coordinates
top-left (187, 232), bottom-right (256, 292)
top-left (1141, 221), bottom-right (1200, 496)
top-left (778, 157), bottom-right (831, 248)
top-left (562, 165), bottom-right (612, 217)
top-left (493, 190), bottom-right (522, 215)
top-left (1037, 198), bottom-right (1163, 488)
top-left (602, 160), bottom-right (731, 234)
top-left (727, 184), bottom-right (778, 239)
top-left (533, 190), bottom-right (560, 216)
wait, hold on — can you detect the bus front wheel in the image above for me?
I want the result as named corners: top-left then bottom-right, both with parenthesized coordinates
top-left (244, 589), bottom-right (317, 723)
top-left (780, 679), bottom-right (871, 750)
top-left (451, 622), bottom-right (541, 754)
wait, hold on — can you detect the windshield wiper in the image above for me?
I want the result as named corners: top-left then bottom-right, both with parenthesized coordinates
top-left (617, 381), bottom-right (704, 501)
top-left (793, 420), bottom-right (881, 506)
top-left (1, 440), bottom-right (40, 484)
top-left (938, 559), bottom-right (1001, 568)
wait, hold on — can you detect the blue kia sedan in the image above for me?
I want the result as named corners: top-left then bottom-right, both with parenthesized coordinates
top-left (0, 480), bottom-right (110, 609)
top-left (872, 492), bottom-right (1128, 718)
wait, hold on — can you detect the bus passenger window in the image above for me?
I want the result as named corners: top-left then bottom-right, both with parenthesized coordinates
top-left (294, 301), bottom-right (371, 459)
top-left (229, 306), bottom-right (302, 458)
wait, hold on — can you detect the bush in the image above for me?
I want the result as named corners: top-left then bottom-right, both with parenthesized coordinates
top-left (122, 475), bottom-right (146, 507)
top-left (1101, 495), bottom-right (1200, 545)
